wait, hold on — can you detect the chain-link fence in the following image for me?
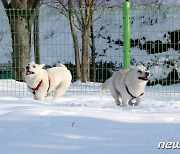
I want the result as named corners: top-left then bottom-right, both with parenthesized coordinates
top-left (0, 6), bottom-right (179, 97)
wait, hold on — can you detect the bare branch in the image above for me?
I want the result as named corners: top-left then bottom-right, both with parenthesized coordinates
top-left (1, 0), bottom-right (9, 9)
top-left (28, 0), bottom-right (41, 8)
top-left (11, 0), bottom-right (24, 8)
top-left (19, 0), bottom-right (28, 8)
top-left (92, 8), bottom-right (115, 24)
top-left (79, 0), bottom-right (86, 26)
top-left (78, 0), bottom-right (82, 8)
top-left (85, 0), bottom-right (91, 7)
top-left (73, 9), bottom-right (83, 31)
top-left (68, 0), bottom-right (81, 31)
top-left (27, 0), bottom-right (36, 8)
top-left (58, 0), bottom-right (68, 12)
top-left (57, 9), bottom-right (69, 19)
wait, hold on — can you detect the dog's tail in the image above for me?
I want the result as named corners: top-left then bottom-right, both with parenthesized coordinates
top-left (56, 64), bottom-right (67, 69)
top-left (101, 78), bottom-right (111, 92)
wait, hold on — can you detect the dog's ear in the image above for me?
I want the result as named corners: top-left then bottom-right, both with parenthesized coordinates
top-left (39, 64), bottom-right (45, 68)
top-left (136, 62), bottom-right (144, 66)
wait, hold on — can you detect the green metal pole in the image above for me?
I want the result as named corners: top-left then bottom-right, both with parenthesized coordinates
top-left (123, 0), bottom-right (131, 69)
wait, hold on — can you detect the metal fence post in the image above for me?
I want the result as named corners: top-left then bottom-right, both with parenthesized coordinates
top-left (123, 0), bottom-right (130, 69)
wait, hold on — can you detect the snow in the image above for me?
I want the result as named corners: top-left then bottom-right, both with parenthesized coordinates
top-left (0, 1), bottom-right (180, 152)
top-left (0, 80), bottom-right (180, 154)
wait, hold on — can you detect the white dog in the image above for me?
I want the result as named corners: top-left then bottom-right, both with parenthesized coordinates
top-left (25, 61), bottom-right (72, 101)
top-left (102, 64), bottom-right (150, 107)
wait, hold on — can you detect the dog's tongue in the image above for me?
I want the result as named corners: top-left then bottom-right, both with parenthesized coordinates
top-left (26, 71), bottom-right (30, 75)
top-left (139, 76), bottom-right (148, 81)
top-left (26, 71), bottom-right (33, 75)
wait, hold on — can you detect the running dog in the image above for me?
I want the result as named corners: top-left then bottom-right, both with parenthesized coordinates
top-left (25, 61), bottom-right (72, 102)
top-left (102, 64), bottom-right (150, 107)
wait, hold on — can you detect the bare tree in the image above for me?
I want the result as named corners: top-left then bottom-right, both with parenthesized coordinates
top-left (79, 0), bottom-right (93, 82)
top-left (68, 0), bottom-right (81, 79)
top-left (34, 9), bottom-right (40, 64)
top-left (2, 0), bottom-right (41, 81)
top-left (45, 0), bottom-right (111, 82)
top-left (90, 11), bottom-right (96, 82)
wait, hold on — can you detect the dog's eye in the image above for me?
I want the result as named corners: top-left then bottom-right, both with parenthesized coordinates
top-left (138, 70), bottom-right (142, 74)
top-left (33, 65), bottom-right (36, 68)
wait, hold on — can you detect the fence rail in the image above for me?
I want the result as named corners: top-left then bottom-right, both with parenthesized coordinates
top-left (0, 6), bottom-right (179, 97)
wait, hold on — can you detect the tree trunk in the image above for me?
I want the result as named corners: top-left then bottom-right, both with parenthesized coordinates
top-left (34, 9), bottom-right (40, 64)
top-left (2, 0), bottom-right (41, 82)
top-left (68, 1), bottom-right (81, 80)
top-left (81, 28), bottom-right (90, 82)
top-left (10, 15), bottom-right (30, 81)
top-left (90, 15), bottom-right (96, 82)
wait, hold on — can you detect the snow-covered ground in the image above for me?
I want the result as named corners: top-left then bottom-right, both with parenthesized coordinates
top-left (0, 80), bottom-right (180, 154)
top-left (0, 1), bottom-right (180, 153)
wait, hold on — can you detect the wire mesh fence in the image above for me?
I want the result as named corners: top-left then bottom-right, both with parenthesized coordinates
top-left (0, 6), bottom-right (179, 97)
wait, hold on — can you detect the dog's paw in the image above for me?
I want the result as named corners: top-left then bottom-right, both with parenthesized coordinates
top-left (115, 100), bottom-right (121, 106)
top-left (128, 99), bottom-right (141, 106)
top-left (128, 101), bottom-right (135, 106)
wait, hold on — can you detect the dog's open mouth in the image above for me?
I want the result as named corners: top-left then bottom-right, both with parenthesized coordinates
top-left (138, 76), bottom-right (149, 81)
top-left (26, 71), bottom-right (35, 75)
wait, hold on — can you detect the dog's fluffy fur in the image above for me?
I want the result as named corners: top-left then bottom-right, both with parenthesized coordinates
top-left (25, 61), bottom-right (72, 101)
top-left (102, 64), bottom-right (150, 107)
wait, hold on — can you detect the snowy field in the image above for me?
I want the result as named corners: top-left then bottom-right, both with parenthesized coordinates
top-left (0, 1), bottom-right (180, 153)
top-left (0, 80), bottom-right (180, 154)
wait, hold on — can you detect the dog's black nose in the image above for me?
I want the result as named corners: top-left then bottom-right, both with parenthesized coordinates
top-left (145, 72), bottom-right (149, 76)
top-left (26, 66), bottom-right (30, 70)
